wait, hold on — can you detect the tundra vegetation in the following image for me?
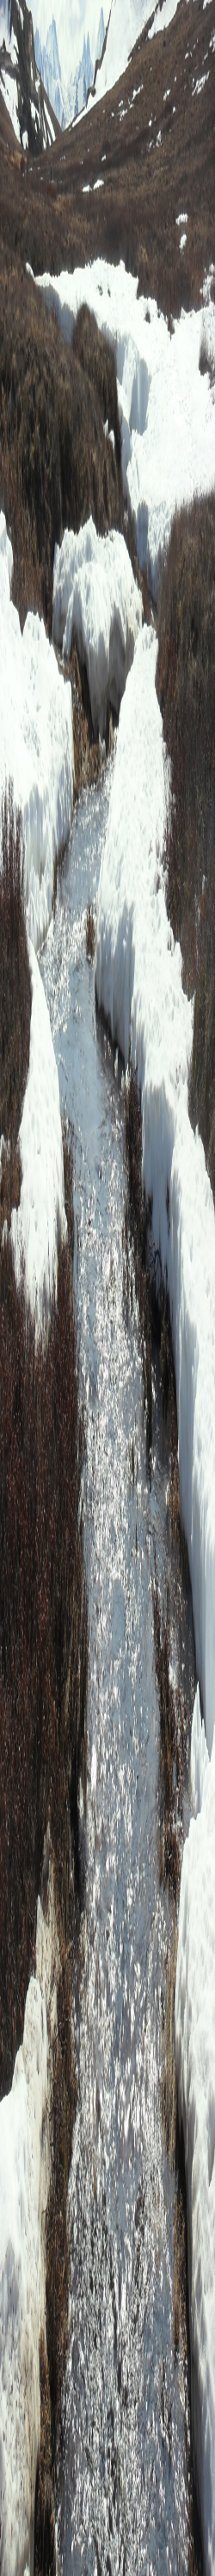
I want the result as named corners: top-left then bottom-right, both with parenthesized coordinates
top-left (157, 493), bottom-right (215, 1198)
top-left (0, 792), bottom-right (88, 2567)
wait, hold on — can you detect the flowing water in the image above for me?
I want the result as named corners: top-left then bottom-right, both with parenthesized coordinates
top-left (42, 768), bottom-right (202, 2576)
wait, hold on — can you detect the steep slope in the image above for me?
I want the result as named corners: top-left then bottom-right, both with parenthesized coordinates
top-left (0, 0), bottom-right (58, 149)
top-left (34, 11), bottom-right (105, 131)
top-left (90, 0), bottom-right (186, 101)
top-left (34, 13), bottom-right (64, 125)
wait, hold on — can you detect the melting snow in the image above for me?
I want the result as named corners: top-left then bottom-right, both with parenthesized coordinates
top-left (52, 518), bottom-right (142, 738)
top-left (35, 258), bottom-right (215, 599)
top-left (0, 511), bottom-right (73, 951)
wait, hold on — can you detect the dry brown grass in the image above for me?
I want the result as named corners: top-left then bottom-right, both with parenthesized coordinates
top-left (161, 1918), bottom-right (177, 2166)
top-left (46, 1934), bottom-right (77, 2458)
top-left (1, 0), bottom-right (214, 318)
top-left (124, 1053), bottom-right (153, 1450)
top-left (34, 2334), bottom-right (56, 2576)
top-left (0, 265), bottom-right (123, 632)
top-left (157, 493), bottom-right (215, 1195)
top-left (71, 643), bottom-right (102, 799)
top-left (0, 784), bottom-right (31, 1151)
top-left (152, 1556), bottom-right (185, 1897)
top-left (86, 901), bottom-right (96, 963)
top-left (0, 799), bottom-right (88, 2555)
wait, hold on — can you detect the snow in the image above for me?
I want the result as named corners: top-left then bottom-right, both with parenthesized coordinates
top-left (0, 514), bottom-right (73, 951)
top-left (11, 940), bottom-right (65, 1325)
top-left (175, 1690), bottom-right (215, 2576)
top-left (35, 260), bottom-right (215, 600)
top-left (0, 64), bottom-right (20, 137)
top-left (95, 625), bottom-right (215, 1766)
top-left (0, 1856), bottom-right (59, 2576)
top-left (52, 518), bottom-right (142, 738)
top-left (88, 0), bottom-right (163, 102)
top-left (150, 0), bottom-right (180, 34)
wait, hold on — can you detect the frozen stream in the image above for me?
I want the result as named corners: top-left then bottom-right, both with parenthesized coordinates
top-left (42, 769), bottom-right (202, 2576)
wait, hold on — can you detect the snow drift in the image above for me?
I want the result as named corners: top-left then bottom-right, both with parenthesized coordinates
top-left (89, 0), bottom-right (179, 105)
top-left (0, 511), bottom-right (73, 950)
top-left (11, 941), bottom-right (65, 1326)
top-left (35, 262), bottom-right (215, 601)
top-left (95, 625), bottom-right (215, 1764)
top-left (52, 518), bottom-right (142, 737)
top-left (175, 1690), bottom-right (215, 2576)
top-left (0, 1857), bottom-right (59, 2576)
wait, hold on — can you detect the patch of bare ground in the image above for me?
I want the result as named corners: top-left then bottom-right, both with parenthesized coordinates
top-left (0, 263), bottom-right (123, 631)
top-left (152, 1557), bottom-right (186, 1897)
top-left (0, 783), bottom-right (31, 1235)
top-left (124, 1050), bottom-right (202, 2559)
top-left (0, 0), bottom-right (214, 315)
top-left (157, 491), bottom-right (215, 1197)
top-left (86, 899), bottom-right (96, 961)
top-left (0, 794), bottom-right (88, 2567)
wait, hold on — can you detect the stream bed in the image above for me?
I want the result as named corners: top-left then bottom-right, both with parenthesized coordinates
top-left (42, 768), bottom-right (202, 2576)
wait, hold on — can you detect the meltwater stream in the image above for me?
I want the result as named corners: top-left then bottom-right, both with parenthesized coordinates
top-left (42, 769), bottom-right (202, 2576)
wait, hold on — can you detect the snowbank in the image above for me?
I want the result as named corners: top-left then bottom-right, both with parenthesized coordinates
top-left (34, 261), bottom-right (215, 599)
top-left (52, 517), bottom-right (142, 737)
top-left (95, 625), bottom-right (215, 1762)
top-left (0, 513), bottom-right (73, 950)
top-left (0, 1856), bottom-right (59, 2576)
top-left (11, 940), bottom-right (65, 1326)
top-left (88, 0), bottom-right (180, 105)
top-left (175, 1690), bottom-right (215, 2576)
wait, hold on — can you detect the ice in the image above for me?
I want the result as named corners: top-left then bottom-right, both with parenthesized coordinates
top-left (52, 518), bottom-right (142, 738)
top-left (0, 514), bottom-right (73, 951)
top-left (35, 261), bottom-right (215, 600)
top-left (0, 1862), bottom-right (59, 2576)
top-left (175, 1700), bottom-right (215, 2576)
top-left (11, 940), bottom-right (66, 1325)
top-left (95, 626), bottom-right (215, 1765)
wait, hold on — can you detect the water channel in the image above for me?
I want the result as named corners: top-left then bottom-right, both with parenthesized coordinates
top-left (42, 765), bottom-right (202, 2576)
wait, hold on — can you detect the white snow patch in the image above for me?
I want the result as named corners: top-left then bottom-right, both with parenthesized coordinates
top-left (35, 261), bottom-right (215, 599)
top-left (190, 1681), bottom-right (209, 1820)
top-left (11, 942), bottom-right (65, 1325)
top-left (175, 1698), bottom-right (215, 2576)
top-left (0, 1856), bottom-right (59, 2576)
top-left (0, 64), bottom-right (20, 137)
top-left (88, 0), bottom-right (155, 102)
top-left (95, 626), bottom-right (215, 1764)
top-left (193, 65), bottom-right (210, 91)
top-left (52, 518), bottom-right (142, 739)
top-left (150, 0), bottom-right (179, 38)
top-left (0, 514), bottom-right (73, 951)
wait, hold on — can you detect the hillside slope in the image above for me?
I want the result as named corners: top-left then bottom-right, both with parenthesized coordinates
top-left (0, 0), bottom-right (59, 149)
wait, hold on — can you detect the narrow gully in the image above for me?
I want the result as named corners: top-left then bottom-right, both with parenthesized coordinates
top-left (41, 768), bottom-right (202, 2576)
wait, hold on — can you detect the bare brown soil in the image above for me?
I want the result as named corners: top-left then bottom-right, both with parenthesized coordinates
top-left (0, 260), bottom-right (123, 631)
top-left (0, 0), bottom-right (214, 314)
top-left (157, 493), bottom-right (215, 1195)
top-left (0, 821), bottom-right (88, 2554)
